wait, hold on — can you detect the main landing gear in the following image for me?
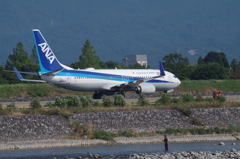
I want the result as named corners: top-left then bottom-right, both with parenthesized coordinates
top-left (93, 92), bottom-right (103, 99)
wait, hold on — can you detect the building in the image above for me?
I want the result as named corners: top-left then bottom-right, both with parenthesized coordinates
top-left (123, 55), bottom-right (147, 68)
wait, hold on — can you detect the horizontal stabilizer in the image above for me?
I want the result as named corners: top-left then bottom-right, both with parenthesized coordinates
top-left (13, 67), bottom-right (46, 83)
top-left (4, 70), bottom-right (38, 75)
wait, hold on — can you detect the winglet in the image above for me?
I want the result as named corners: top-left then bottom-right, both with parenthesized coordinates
top-left (159, 61), bottom-right (166, 76)
top-left (13, 67), bottom-right (24, 81)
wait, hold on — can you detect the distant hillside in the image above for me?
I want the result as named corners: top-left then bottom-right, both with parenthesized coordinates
top-left (1, 0), bottom-right (240, 68)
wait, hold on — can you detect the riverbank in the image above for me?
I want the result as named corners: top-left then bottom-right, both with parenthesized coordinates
top-left (0, 134), bottom-right (239, 150)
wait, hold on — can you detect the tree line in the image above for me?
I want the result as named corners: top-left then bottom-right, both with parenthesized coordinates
top-left (0, 40), bottom-right (239, 84)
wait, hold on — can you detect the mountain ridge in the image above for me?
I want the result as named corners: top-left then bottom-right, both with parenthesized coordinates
top-left (1, 0), bottom-right (240, 68)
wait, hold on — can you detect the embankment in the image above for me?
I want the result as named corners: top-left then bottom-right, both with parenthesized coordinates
top-left (0, 107), bottom-right (240, 149)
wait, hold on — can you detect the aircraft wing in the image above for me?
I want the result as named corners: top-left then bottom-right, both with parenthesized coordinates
top-left (12, 67), bottom-right (46, 82)
top-left (102, 61), bottom-right (166, 90)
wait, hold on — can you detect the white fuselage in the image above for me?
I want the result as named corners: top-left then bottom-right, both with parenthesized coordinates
top-left (41, 68), bottom-right (181, 92)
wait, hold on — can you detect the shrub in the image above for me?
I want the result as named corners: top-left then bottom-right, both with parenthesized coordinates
top-left (217, 95), bottom-right (226, 102)
top-left (93, 101), bottom-right (101, 107)
top-left (64, 95), bottom-right (82, 107)
top-left (80, 96), bottom-right (94, 107)
top-left (181, 94), bottom-right (194, 103)
top-left (195, 94), bottom-right (204, 102)
top-left (114, 94), bottom-right (126, 107)
top-left (55, 97), bottom-right (68, 108)
top-left (29, 98), bottom-right (42, 109)
top-left (155, 93), bottom-right (172, 105)
top-left (137, 94), bottom-right (150, 106)
top-left (102, 95), bottom-right (114, 107)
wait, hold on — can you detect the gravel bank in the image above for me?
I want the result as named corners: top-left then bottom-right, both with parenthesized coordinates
top-left (0, 134), bottom-right (239, 150)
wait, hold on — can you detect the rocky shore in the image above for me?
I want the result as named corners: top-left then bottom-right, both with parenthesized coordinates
top-left (0, 134), bottom-right (239, 150)
top-left (80, 150), bottom-right (240, 159)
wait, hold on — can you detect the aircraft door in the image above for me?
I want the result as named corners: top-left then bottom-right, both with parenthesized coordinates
top-left (66, 73), bottom-right (71, 84)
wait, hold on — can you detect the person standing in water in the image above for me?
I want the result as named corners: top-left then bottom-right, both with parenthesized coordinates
top-left (163, 135), bottom-right (168, 151)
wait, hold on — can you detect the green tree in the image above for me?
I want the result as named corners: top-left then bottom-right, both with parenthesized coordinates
top-left (230, 59), bottom-right (238, 71)
top-left (162, 53), bottom-right (191, 80)
top-left (0, 66), bottom-right (8, 84)
top-left (105, 61), bottom-right (121, 69)
top-left (197, 56), bottom-right (205, 65)
top-left (191, 63), bottom-right (229, 80)
top-left (5, 42), bottom-right (39, 83)
top-left (71, 40), bottom-right (101, 69)
top-left (203, 51), bottom-right (229, 68)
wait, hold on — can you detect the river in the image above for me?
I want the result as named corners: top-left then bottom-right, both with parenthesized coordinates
top-left (0, 141), bottom-right (239, 159)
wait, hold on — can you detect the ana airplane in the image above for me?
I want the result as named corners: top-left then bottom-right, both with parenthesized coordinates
top-left (10, 29), bottom-right (181, 99)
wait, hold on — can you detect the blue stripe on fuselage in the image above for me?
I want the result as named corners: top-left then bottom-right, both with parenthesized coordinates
top-left (43, 69), bottom-right (172, 84)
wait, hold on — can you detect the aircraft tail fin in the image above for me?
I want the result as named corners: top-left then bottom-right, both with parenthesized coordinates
top-left (159, 61), bottom-right (166, 76)
top-left (32, 29), bottom-right (71, 73)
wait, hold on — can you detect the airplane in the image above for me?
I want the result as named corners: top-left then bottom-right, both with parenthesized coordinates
top-left (8, 29), bottom-right (181, 99)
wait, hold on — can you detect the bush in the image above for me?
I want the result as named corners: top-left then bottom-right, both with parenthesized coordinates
top-left (55, 97), bottom-right (68, 108)
top-left (64, 95), bottom-right (82, 107)
top-left (29, 98), bottom-right (42, 109)
top-left (195, 94), bottom-right (204, 102)
top-left (114, 94), bottom-right (126, 107)
top-left (80, 96), bottom-right (94, 107)
top-left (217, 95), bottom-right (226, 102)
top-left (137, 94), bottom-right (150, 106)
top-left (93, 101), bottom-right (101, 107)
top-left (102, 95), bottom-right (114, 107)
top-left (155, 93), bottom-right (172, 105)
top-left (181, 94), bottom-right (194, 103)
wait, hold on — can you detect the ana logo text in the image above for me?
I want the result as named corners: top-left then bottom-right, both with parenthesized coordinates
top-left (38, 43), bottom-right (55, 64)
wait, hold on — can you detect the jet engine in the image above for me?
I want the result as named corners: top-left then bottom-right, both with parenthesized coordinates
top-left (135, 83), bottom-right (156, 94)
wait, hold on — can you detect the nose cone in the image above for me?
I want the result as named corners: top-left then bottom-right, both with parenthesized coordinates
top-left (176, 78), bottom-right (181, 86)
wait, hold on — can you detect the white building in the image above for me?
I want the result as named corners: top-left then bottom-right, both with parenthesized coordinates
top-left (123, 55), bottom-right (147, 68)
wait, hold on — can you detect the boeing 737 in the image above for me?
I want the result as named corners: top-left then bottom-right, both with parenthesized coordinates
top-left (9, 29), bottom-right (181, 99)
